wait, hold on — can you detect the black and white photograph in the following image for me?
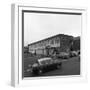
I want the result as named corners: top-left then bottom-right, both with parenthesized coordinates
top-left (23, 9), bottom-right (81, 78)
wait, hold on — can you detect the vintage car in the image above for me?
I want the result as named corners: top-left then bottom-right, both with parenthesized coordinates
top-left (56, 52), bottom-right (70, 59)
top-left (29, 57), bottom-right (62, 75)
top-left (70, 51), bottom-right (79, 57)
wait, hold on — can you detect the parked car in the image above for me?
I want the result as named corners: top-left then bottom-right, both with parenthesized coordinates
top-left (29, 57), bottom-right (62, 75)
top-left (56, 52), bottom-right (70, 59)
top-left (77, 50), bottom-right (80, 55)
top-left (70, 51), bottom-right (78, 57)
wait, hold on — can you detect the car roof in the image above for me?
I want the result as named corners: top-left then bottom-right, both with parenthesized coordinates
top-left (38, 57), bottom-right (52, 62)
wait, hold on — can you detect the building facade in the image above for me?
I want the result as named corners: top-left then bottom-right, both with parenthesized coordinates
top-left (28, 34), bottom-right (73, 56)
top-left (71, 37), bottom-right (80, 51)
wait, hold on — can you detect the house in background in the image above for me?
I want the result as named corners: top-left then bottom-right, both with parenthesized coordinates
top-left (28, 34), bottom-right (73, 56)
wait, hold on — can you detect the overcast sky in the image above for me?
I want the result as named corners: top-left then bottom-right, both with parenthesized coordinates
top-left (24, 12), bottom-right (81, 46)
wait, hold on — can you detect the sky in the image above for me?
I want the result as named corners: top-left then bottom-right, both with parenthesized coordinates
top-left (24, 12), bottom-right (81, 46)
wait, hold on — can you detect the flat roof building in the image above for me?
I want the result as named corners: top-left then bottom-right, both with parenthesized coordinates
top-left (28, 34), bottom-right (73, 56)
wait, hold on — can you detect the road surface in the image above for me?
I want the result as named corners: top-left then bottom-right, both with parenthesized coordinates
top-left (24, 56), bottom-right (80, 77)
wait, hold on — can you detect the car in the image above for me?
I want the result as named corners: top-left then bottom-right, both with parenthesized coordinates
top-left (77, 50), bottom-right (80, 55)
top-left (29, 57), bottom-right (62, 75)
top-left (56, 52), bottom-right (70, 59)
top-left (70, 51), bottom-right (78, 57)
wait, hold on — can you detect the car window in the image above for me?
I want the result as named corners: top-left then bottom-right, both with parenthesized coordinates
top-left (46, 59), bottom-right (52, 64)
top-left (39, 59), bottom-right (53, 65)
top-left (40, 61), bottom-right (46, 65)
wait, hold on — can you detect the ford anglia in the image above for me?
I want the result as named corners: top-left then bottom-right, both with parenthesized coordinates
top-left (29, 57), bottom-right (62, 75)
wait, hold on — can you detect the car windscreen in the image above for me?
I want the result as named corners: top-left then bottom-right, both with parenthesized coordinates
top-left (39, 59), bottom-right (53, 65)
